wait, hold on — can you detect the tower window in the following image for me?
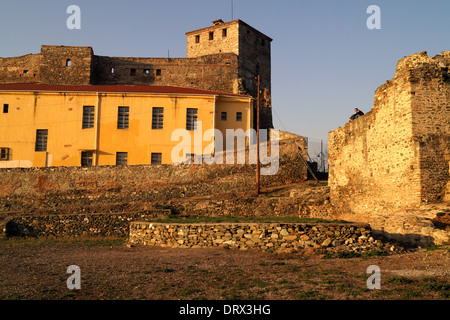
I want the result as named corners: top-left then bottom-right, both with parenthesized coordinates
top-left (209, 31), bottom-right (214, 41)
top-left (236, 112), bottom-right (242, 122)
top-left (66, 59), bottom-right (72, 67)
top-left (3, 104), bottom-right (9, 114)
top-left (144, 69), bottom-right (150, 74)
top-left (222, 28), bottom-right (227, 37)
top-left (221, 112), bottom-right (227, 121)
top-left (156, 69), bottom-right (162, 76)
top-left (130, 69), bottom-right (136, 76)
top-left (195, 35), bottom-right (200, 43)
top-left (111, 67), bottom-right (115, 74)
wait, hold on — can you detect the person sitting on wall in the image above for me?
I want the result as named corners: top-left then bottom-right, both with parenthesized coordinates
top-left (349, 108), bottom-right (364, 120)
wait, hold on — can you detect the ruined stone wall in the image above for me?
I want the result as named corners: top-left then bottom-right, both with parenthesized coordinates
top-left (406, 52), bottom-right (450, 203)
top-left (329, 69), bottom-right (420, 213)
top-left (329, 51), bottom-right (450, 214)
top-left (39, 45), bottom-right (94, 85)
top-left (0, 45), bottom-right (94, 85)
top-left (0, 133), bottom-right (307, 214)
top-left (0, 54), bottom-right (41, 83)
top-left (92, 53), bottom-right (239, 93)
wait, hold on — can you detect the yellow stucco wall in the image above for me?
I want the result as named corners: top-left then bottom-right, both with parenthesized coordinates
top-left (0, 90), bottom-right (252, 168)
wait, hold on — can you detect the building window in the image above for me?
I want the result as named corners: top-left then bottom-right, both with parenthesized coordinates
top-left (116, 152), bottom-right (128, 166)
top-left (23, 70), bottom-right (29, 74)
top-left (151, 153), bottom-right (162, 165)
top-left (0, 148), bottom-right (10, 161)
top-left (152, 107), bottom-right (164, 129)
top-left (66, 59), bottom-right (72, 67)
top-left (186, 108), bottom-right (198, 131)
top-left (82, 106), bottom-right (95, 129)
top-left (144, 69), bottom-right (150, 74)
top-left (35, 129), bottom-right (48, 152)
top-left (236, 112), bottom-right (242, 122)
top-left (222, 28), bottom-right (227, 37)
top-left (195, 35), bottom-right (200, 43)
top-left (221, 112), bottom-right (227, 121)
top-left (81, 151), bottom-right (93, 167)
top-left (3, 104), bottom-right (8, 114)
top-left (111, 67), bottom-right (115, 74)
top-left (117, 106), bottom-right (129, 129)
top-left (209, 31), bottom-right (214, 41)
top-left (130, 69), bottom-right (136, 76)
top-left (156, 69), bottom-right (162, 76)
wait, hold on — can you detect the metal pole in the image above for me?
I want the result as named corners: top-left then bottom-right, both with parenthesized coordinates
top-left (256, 75), bottom-right (261, 196)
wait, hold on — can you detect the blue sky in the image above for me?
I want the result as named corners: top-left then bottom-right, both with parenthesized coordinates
top-left (1, 0), bottom-right (450, 143)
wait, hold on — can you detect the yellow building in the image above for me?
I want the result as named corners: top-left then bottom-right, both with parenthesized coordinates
top-left (0, 84), bottom-right (253, 168)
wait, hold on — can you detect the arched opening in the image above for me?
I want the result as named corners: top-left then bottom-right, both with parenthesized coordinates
top-left (66, 59), bottom-right (72, 67)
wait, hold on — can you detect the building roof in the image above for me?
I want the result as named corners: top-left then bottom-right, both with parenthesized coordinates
top-left (0, 83), bottom-right (251, 98)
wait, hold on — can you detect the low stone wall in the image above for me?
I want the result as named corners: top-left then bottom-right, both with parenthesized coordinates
top-left (129, 222), bottom-right (372, 253)
top-left (2, 211), bottom-right (170, 238)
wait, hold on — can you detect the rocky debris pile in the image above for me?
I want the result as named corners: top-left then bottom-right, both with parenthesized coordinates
top-left (315, 236), bottom-right (408, 258)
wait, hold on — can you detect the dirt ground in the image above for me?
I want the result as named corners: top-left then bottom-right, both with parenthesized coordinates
top-left (0, 238), bottom-right (448, 301)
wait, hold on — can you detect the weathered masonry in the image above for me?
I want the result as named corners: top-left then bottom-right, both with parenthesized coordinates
top-left (0, 19), bottom-right (273, 130)
top-left (329, 51), bottom-right (450, 211)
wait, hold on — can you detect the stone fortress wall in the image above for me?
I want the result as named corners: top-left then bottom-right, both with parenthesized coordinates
top-left (327, 51), bottom-right (450, 245)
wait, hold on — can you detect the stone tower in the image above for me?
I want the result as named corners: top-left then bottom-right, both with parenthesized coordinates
top-left (186, 19), bottom-right (273, 129)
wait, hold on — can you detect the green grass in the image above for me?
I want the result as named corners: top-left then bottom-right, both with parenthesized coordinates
top-left (408, 279), bottom-right (450, 299)
top-left (425, 245), bottom-right (449, 252)
top-left (419, 282), bottom-right (450, 291)
top-left (307, 182), bottom-right (328, 187)
top-left (325, 251), bottom-right (362, 259)
top-left (297, 290), bottom-right (325, 300)
top-left (325, 249), bottom-right (388, 259)
top-left (386, 277), bottom-right (415, 285)
top-left (0, 236), bottom-right (126, 248)
top-left (146, 215), bottom-right (349, 224)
